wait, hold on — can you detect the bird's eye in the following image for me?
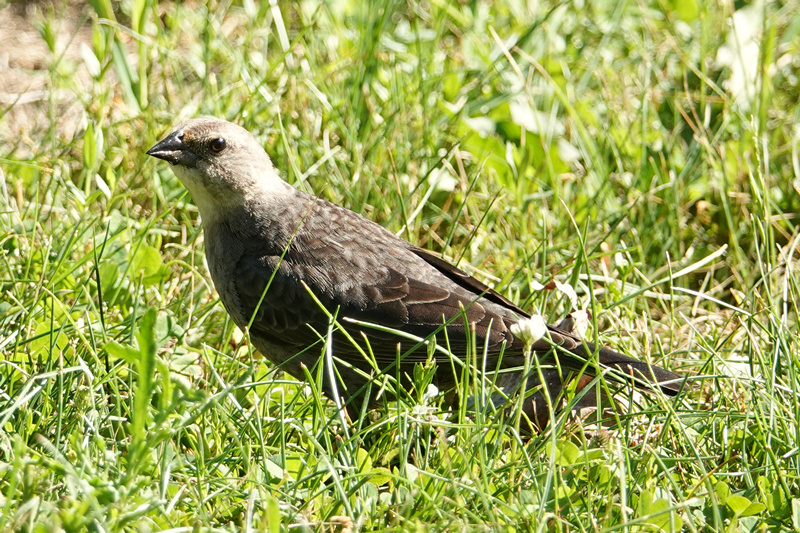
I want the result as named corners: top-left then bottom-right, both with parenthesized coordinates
top-left (210, 138), bottom-right (227, 153)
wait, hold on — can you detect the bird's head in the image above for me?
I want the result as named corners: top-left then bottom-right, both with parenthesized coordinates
top-left (147, 118), bottom-right (290, 221)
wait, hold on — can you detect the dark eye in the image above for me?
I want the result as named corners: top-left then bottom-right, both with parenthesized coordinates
top-left (210, 138), bottom-right (227, 153)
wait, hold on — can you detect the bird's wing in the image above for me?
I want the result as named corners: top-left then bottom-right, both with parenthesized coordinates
top-left (234, 250), bottom-right (518, 367)
top-left (410, 248), bottom-right (530, 318)
top-left (229, 198), bottom-right (522, 368)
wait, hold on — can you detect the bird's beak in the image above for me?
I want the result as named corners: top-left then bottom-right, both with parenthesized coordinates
top-left (147, 131), bottom-right (194, 166)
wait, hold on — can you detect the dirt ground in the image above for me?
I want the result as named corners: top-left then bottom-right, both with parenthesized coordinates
top-left (0, 1), bottom-right (94, 148)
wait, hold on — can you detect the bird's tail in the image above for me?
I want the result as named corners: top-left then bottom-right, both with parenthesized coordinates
top-left (486, 342), bottom-right (686, 431)
top-left (590, 343), bottom-right (685, 396)
top-left (537, 325), bottom-right (687, 396)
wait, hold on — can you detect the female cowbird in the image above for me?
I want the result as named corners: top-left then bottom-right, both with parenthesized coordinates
top-left (148, 118), bottom-right (685, 428)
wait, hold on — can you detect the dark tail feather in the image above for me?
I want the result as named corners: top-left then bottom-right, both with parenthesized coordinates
top-left (488, 345), bottom-right (686, 431)
top-left (481, 324), bottom-right (688, 431)
top-left (535, 325), bottom-right (688, 397)
top-left (591, 344), bottom-right (686, 396)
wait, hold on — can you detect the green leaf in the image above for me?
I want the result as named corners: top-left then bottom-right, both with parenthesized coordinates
top-left (111, 39), bottom-right (141, 113)
top-left (131, 0), bottom-right (148, 33)
top-left (551, 440), bottom-right (581, 465)
top-left (792, 499), bottom-right (800, 530)
top-left (369, 467), bottom-right (393, 487)
top-left (98, 261), bottom-right (119, 295)
top-left (131, 308), bottom-right (158, 443)
top-left (356, 447), bottom-right (373, 473)
top-left (759, 475), bottom-right (790, 518)
top-left (83, 122), bottom-right (97, 169)
top-left (668, 0), bottom-right (700, 21)
top-left (637, 489), bottom-right (679, 530)
top-left (132, 244), bottom-right (162, 277)
top-left (726, 495), bottom-right (749, 515)
top-left (265, 493), bottom-right (281, 533)
top-left (88, 0), bottom-right (114, 19)
top-left (30, 322), bottom-right (70, 357)
top-left (726, 495), bottom-right (764, 517)
top-left (264, 457), bottom-right (286, 480)
top-left (714, 480), bottom-right (731, 504)
top-left (282, 453), bottom-right (326, 482)
top-left (104, 340), bottom-right (141, 363)
top-left (131, 244), bottom-right (170, 285)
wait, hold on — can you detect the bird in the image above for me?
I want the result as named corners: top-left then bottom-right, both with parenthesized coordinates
top-left (147, 117), bottom-right (686, 429)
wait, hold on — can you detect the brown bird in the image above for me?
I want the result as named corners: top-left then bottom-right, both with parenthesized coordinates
top-left (147, 117), bottom-right (685, 428)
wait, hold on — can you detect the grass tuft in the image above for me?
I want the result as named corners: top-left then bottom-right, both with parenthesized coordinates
top-left (1, 0), bottom-right (799, 530)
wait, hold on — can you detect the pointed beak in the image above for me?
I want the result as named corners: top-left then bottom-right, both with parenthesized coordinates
top-left (147, 131), bottom-right (191, 166)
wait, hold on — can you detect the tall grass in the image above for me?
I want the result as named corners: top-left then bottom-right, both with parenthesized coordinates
top-left (1, 0), bottom-right (799, 530)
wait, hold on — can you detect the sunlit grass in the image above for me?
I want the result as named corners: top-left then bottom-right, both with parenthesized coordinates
top-left (1, 0), bottom-right (799, 530)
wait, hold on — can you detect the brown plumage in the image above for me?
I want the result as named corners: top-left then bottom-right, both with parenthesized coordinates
top-left (147, 117), bottom-right (686, 428)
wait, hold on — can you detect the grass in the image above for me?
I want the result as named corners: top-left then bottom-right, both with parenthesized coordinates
top-left (1, 0), bottom-right (799, 530)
